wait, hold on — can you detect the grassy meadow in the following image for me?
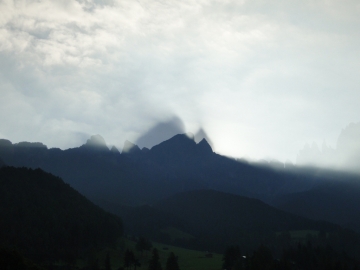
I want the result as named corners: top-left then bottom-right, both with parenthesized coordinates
top-left (78, 238), bottom-right (222, 270)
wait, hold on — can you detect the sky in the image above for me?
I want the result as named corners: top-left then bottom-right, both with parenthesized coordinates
top-left (1, 0), bottom-right (360, 163)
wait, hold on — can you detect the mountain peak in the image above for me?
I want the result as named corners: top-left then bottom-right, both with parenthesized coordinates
top-left (168, 133), bottom-right (195, 142)
top-left (15, 141), bottom-right (48, 149)
top-left (135, 116), bottom-right (185, 149)
top-left (149, 133), bottom-right (197, 159)
top-left (122, 140), bottom-right (141, 154)
top-left (110, 146), bottom-right (120, 154)
top-left (154, 133), bottom-right (196, 147)
top-left (197, 138), bottom-right (213, 154)
top-left (84, 135), bottom-right (109, 151)
top-left (194, 128), bottom-right (213, 148)
top-left (0, 139), bottom-right (12, 147)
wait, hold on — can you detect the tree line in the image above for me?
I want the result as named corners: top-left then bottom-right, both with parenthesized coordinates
top-left (222, 242), bottom-right (360, 270)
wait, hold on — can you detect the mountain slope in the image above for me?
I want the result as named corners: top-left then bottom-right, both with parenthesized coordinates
top-left (1, 134), bottom-right (360, 233)
top-left (0, 166), bottom-right (123, 262)
top-left (152, 190), bottom-right (360, 256)
top-left (156, 189), bottom-right (334, 232)
top-left (273, 176), bottom-right (360, 232)
top-left (106, 189), bottom-right (349, 254)
top-left (0, 135), bottom-right (321, 206)
top-left (0, 158), bottom-right (5, 167)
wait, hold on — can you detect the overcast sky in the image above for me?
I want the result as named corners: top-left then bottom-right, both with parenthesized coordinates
top-left (1, 0), bottom-right (360, 162)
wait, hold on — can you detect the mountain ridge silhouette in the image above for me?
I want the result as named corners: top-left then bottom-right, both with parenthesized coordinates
top-left (1, 132), bottom-right (360, 233)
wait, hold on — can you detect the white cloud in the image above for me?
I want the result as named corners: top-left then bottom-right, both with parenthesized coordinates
top-left (0, 0), bottom-right (360, 163)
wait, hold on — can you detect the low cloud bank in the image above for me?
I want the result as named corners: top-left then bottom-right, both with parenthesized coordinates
top-left (297, 122), bottom-right (360, 173)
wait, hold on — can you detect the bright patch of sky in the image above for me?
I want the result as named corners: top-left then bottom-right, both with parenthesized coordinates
top-left (1, 0), bottom-right (360, 162)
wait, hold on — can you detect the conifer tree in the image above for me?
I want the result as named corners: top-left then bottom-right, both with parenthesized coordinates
top-left (222, 246), bottom-right (241, 270)
top-left (136, 237), bottom-right (153, 256)
top-left (105, 252), bottom-right (111, 270)
top-left (148, 248), bottom-right (162, 270)
top-left (165, 252), bottom-right (180, 270)
top-left (124, 249), bottom-right (135, 270)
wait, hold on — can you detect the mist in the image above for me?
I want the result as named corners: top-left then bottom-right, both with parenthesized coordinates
top-left (297, 122), bottom-right (360, 173)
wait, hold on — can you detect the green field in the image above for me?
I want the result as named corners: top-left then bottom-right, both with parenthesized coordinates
top-left (152, 242), bottom-right (222, 270)
top-left (276, 230), bottom-right (320, 242)
top-left (82, 239), bottom-right (222, 270)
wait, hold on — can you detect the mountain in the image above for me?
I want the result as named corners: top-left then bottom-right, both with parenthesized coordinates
top-left (273, 174), bottom-right (360, 232)
top-left (0, 135), bottom-right (288, 205)
top-left (297, 122), bottom-right (360, 173)
top-left (122, 140), bottom-right (141, 154)
top-left (0, 158), bottom-right (5, 167)
top-left (1, 134), bottom-right (360, 232)
top-left (156, 189), bottom-right (331, 232)
top-left (155, 190), bottom-right (344, 252)
top-left (0, 166), bottom-right (123, 263)
top-left (106, 189), bottom-right (358, 255)
top-left (135, 116), bottom-right (185, 149)
top-left (82, 134), bottom-right (109, 151)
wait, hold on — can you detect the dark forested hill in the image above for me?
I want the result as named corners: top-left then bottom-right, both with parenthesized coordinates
top-left (155, 189), bottom-right (336, 233)
top-left (0, 158), bottom-right (5, 167)
top-left (273, 175), bottom-right (360, 232)
top-left (154, 190), bottom-right (344, 252)
top-left (0, 166), bottom-right (123, 263)
top-left (104, 189), bottom-right (357, 255)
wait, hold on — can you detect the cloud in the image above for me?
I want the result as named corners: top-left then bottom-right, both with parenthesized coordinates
top-left (1, 0), bottom-right (360, 163)
top-left (135, 116), bottom-right (185, 149)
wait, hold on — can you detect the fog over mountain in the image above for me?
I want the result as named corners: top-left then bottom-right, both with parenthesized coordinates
top-left (135, 116), bottom-right (186, 149)
top-left (3, 130), bottom-right (360, 229)
top-left (297, 122), bottom-right (360, 173)
top-left (1, 0), bottom-right (360, 162)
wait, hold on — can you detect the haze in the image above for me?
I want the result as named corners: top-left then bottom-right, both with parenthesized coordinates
top-left (1, 0), bottom-right (360, 164)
